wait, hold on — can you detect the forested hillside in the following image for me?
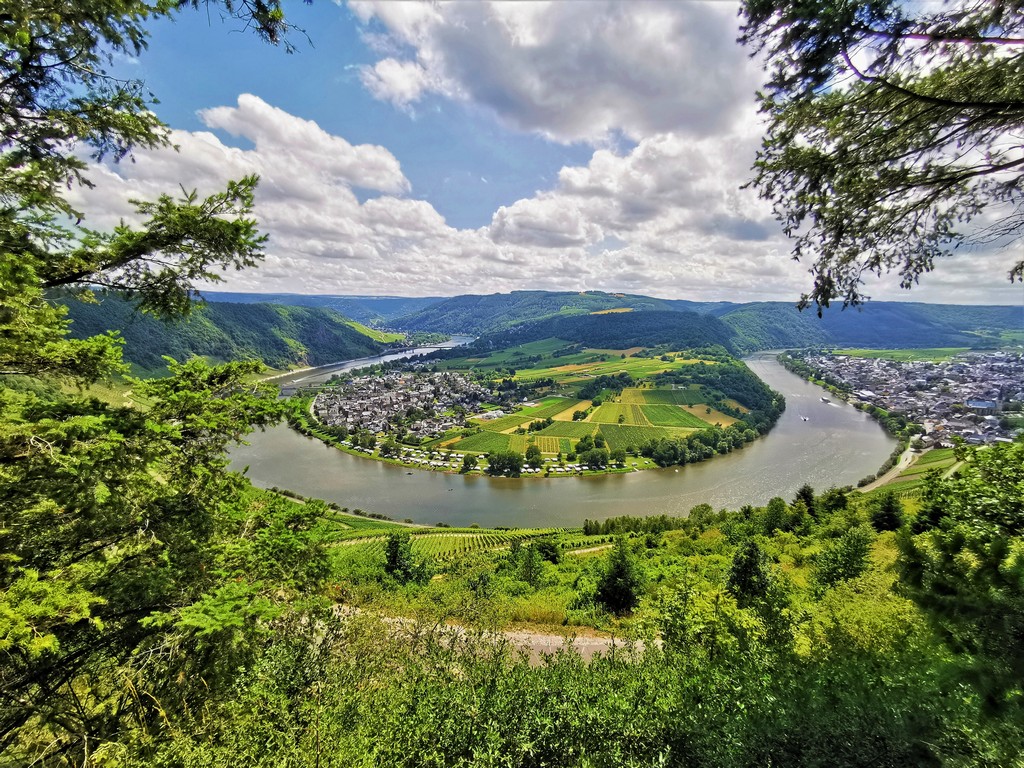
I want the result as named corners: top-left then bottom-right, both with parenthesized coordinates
top-left (720, 302), bottom-right (1023, 353)
top-left (392, 290), bottom-right (679, 334)
top-left (468, 310), bottom-right (737, 352)
top-left (388, 290), bottom-right (1021, 351)
top-left (61, 293), bottom-right (388, 372)
top-left (203, 291), bottom-right (442, 326)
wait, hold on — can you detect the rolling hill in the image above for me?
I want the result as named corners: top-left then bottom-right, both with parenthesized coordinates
top-left (60, 293), bottom-right (391, 373)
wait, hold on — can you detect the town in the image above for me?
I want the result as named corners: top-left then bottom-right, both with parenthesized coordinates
top-left (311, 370), bottom-right (501, 442)
top-left (791, 350), bottom-right (1024, 446)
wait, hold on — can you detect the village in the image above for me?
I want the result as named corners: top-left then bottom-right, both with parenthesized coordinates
top-left (796, 350), bottom-right (1024, 446)
top-left (311, 370), bottom-right (501, 441)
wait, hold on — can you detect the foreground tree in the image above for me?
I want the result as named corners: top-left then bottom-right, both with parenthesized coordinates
top-left (596, 537), bottom-right (645, 615)
top-left (741, 0), bottom-right (1024, 311)
top-left (898, 441), bottom-right (1024, 716)
top-left (0, 1), bottom-right (314, 762)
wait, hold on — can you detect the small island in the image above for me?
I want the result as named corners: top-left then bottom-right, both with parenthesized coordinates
top-left (291, 339), bottom-right (785, 477)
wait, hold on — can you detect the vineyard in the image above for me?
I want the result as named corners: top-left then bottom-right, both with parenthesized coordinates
top-left (641, 404), bottom-right (711, 428)
top-left (452, 431), bottom-right (514, 453)
top-left (590, 403), bottom-right (651, 426)
top-left (537, 421), bottom-right (601, 439)
top-left (598, 424), bottom-right (685, 453)
top-left (331, 528), bottom-right (566, 560)
top-left (620, 387), bottom-right (706, 406)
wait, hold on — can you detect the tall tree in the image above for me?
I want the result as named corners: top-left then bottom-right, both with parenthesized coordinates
top-left (596, 537), bottom-right (646, 615)
top-left (0, 1), bottom-right (307, 761)
top-left (741, 0), bottom-right (1024, 311)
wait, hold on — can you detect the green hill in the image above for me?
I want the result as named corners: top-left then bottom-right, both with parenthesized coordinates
top-left (60, 293), bottom-right (390, 374)
top-left (389, 290), bottom-right (1020, 352)
top-left (391, 290), bottom-right (679, 334)
top-left (461, 310), bottom-right (738, 354)
top-left (202, 291), bottom-right (443, 326)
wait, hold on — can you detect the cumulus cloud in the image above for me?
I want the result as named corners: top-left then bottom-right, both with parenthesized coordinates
top-left (67, 94), bottom-right (1022, 304)
top-left (348, 0), bottom-right (762, 144)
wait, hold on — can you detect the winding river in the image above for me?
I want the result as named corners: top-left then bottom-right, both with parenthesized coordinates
top-left (229, 351), bottom-right (897, 527)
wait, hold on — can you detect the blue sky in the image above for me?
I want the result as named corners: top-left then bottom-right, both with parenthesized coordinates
top-left (77, 1), bottom-right (1023, 305)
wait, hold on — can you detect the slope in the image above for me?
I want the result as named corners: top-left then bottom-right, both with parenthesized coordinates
top-left (61, 293), bottom-right (389, 374)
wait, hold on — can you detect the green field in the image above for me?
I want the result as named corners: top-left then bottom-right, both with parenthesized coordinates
top-left (471, 412), bottom-right (535, 432)
top-left (833, 348), bottom-right (970, 362)
top-left (620, 386), bottom-right (706, 405)
top-left (590, 403), bottom-right (650, 425)
top-left (470, 397), bottom-right (584, 433)
top-left (452, 431), bottom-right (513, 453)
top-left (598, 424), bottom-right (676, 452)
top-left (536, 421), bottom-right (601, 439)
top-left (641, 404), bottom-right (712, 428)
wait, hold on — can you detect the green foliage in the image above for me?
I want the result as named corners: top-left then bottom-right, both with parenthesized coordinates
top-left (871, 490), bottom-right (905, 532)
top-left (898, 440), bottom-right (1024, 713)
top-left (814, 525), bottom-right (874, 593)
top-left (62, 292), bottom-right (387, 373)
top-left (486, 450), bottom-right (524, 477)
top-left (741, 1), bottom-right (1024, 310)
top-left (384, 533), bottom-right (428, 585)
top-left (596, 537), bottom-right (646, 615)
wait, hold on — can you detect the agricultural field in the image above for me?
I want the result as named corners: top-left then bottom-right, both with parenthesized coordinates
top-left (452, 431), bottom-right (514, 453)
top-left (469, 412), bottom-right (535, 432)
top-left (641, 404), bottom-right (711, 428)
top-left (680, 404), bottom-right (739, 427)
top-left (331, 527), bottom-right (566, 561)
top-left (619, 386), bottom-right (706, 406)
top-left (512, 351), bottom-right (716, 384)
top-left (832, 348), bottom-right (970, 362)
top-left (599, 424), bottom-right (680, 453)
top-left (536, 421), bottom-right (601, 439)
top-left (590, 403), bottom-right (650, 426)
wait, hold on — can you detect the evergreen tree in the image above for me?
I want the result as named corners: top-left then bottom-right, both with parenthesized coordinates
top-left (870, 490), bottom-right (905, 532)
top-left (596, 537), bottom-right (646, 615)
top-left (726, 540), bottom-right (772, 608)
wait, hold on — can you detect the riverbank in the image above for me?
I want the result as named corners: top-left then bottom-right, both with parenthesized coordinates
top-left (230, 354), bottom-right (896, 526)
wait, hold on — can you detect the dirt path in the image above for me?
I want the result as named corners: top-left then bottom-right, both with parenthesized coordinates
top-left (859, 446), bottom-right (916, 492)
top-left (337, 607), bottom-right (648, 665)
top-left (566, 544), bottom-right (613, 556)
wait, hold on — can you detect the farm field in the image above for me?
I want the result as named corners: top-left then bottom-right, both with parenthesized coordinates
top-left (512, 352), bottom-right (716, 384)
top-left (619, 386), bottom-right (706, 405)
top-left (680, 404), bottom-right (739, 427)
top-left (331, 527), bottom-right (566, 561)
top-left (589, 403), bottom-right (650, 426)
top-left (641, 404), bottom-right (711, 428)
top-left (452, 431), bottom-right (514, 453)
top-left (551, 400), bottom-right (592, 420)
top-left (598, 424), bottom-right (684, 453)
top-left (536, 421), bottom-right (601, 439)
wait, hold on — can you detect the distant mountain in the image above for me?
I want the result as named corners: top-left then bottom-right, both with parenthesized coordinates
top-left (468, 310), bottom-right (737, 353)
top-left (390, 290), bottom-right (1020, 352)
top-left (391, 290), bottom-right (680, 334)
top-left (720, 302), bottom-right (1023, 353)
top-left (62, 293), bottom-right (389, 374)
top-left (201, 291), bottom-right (443, 326)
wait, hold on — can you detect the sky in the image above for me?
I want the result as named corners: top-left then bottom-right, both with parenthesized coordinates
top-left (73, 0), bottom-right (1024, 306)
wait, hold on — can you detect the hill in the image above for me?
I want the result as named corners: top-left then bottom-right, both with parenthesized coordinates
top-left (720, 302), bottom-right (1023, 353)
top-left (466, 310), bottom-right (738, 353)
top-left (390, 290), bottom-right (680, 334)
top-left (201, 291), bottom-right (443, 326)
top-left (390, 290), bottom-right (1021, 352)
top-left (61, 293), bottom-right (390, 373)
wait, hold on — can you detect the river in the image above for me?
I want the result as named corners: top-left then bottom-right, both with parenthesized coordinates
top-left (229, 351), bottom-right (897, 527)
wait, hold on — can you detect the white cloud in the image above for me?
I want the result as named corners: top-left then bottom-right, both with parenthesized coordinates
top-left (349, 0), bottom-right (762, 144)
top-left (68, 94), bottom-right (1024, 305)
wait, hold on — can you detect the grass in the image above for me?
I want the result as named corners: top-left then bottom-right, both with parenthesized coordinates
top-left (536, 421), bottom-right (601, 439)
top-left (345, 320), bottom-right (404, 344)
top-left (451, 431), bottom-right (513, 454)
top-left (620, 386), bottom-right (706, 406)
top-left (590, 403), bottom-right (650, 426)
top-left (598, 424), bottom-right (684, 453)
top-left (641, 404), bottom-right (710, 428)
top-left (832, 348), bottom-right (970, 362)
